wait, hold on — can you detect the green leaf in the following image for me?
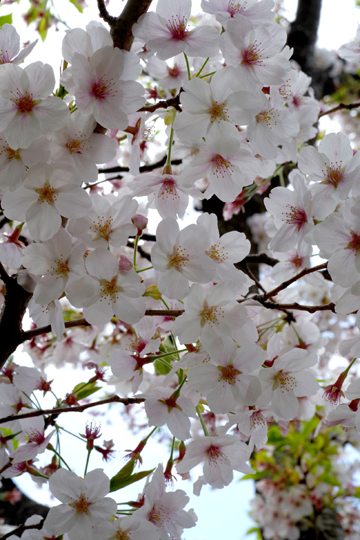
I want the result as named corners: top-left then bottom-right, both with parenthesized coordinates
top-left (72, 381), bottom-right (101, 401)
top-left (69, 0), bottom-right (84, 13)
top-left (301, 416), bottom-right (320, 439)
top-left (240, 470), bottom-right (270, 481)
top-left (38, 16), bottom-right (48, 41)
top-left (0, 14), bottom-right (13, 26)
top-left (246, 526), bottom-right (261, 535)
top-left (110, 459), bottom-right (135, 490)
top-left (154, 359), bottom-right (172, 375)
top-left (110, 468), bottom-right (155, 492)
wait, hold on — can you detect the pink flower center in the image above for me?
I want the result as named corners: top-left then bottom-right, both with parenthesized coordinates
top-left (256, 109), bottom-right (278, 127)
top-left (211, 154), bottom-right (234, 178)
top-left (206, 444), bottom-right (225, 464)
top-left (347, 231), bottom-right (360, 253)
top-left (69, 494), bottom-right (91, 514)
top-left (91, 77), bottom-right (115, 100)
top-left (289, 253), bottom-right (303, 268)
top-left (200, 303), bottom-right (225, 327)
top-left (284, 205), bottom-right (308, 230)
top-left (250, 410), bottom-right (266, 430)
top-left (166, 15), bottom-right (188, 40)
top-left (325, 165), bottom-right (343, 188)
top-left (242, 44), bottom-right (261, 66)
top-left (169, 245), bottom-right (189, 268)
top-left (168, 64), bottom-right (181, 78)
top-left (35, 182), bottom-right (57, 204)
top-left (273, 370), bottom-right (297, 392)
top-left (28, 429), bottom-right (45, 445)
top-left (209, 101), bottom-right (229, 123)
top-left (218, 364), bottom-right (241, 384)
top-left (2, 146), bottom-right (21, 161)
top-left (228, 1), bottom-right (246, 16)
top-left (158, 178), bottom-right (180, 201)
top-left (16, 94), bottom-right (35, 113)
top-left (115, 530), bottom-right (130, 540)
top-left (206, 242), bottom-right (228, 263)
top-left (90, 216), bottom-right (114, 242)
top-left (100, 276), bottom-right (121, 302)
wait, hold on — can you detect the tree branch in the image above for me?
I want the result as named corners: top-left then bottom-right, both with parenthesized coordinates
top-left (0, 395), bottom-right (145, 426)
top-left (97, 0), bottom-right (116, 24)
top-left (252, 299), bottom-right (336, 314)
top-left (261, 263), bottom-right (328, 301)
top-left (98, 157), bottom-right (182, 175)
top-left (319, 101), bottom-right (360, 118)
top-left (137, 94), bottom-right (181, 113)
top-left (0, 264), bottom-right (32, 370)
top-left (0, 519), bottom-right (44, 540)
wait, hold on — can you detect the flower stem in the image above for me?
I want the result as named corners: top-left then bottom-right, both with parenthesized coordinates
top-left (50, 446), bottom-right (72, 471)
top-left (196, 405), bottom-right (209, 436)
top-left (84, 449), bottom-right (92, 476)
top-left (196, 57), bottom-right (209, 77)
top-left (166, 127), bottom-right (174, 167)
top-left (184, 52), bottom-right (191, 80)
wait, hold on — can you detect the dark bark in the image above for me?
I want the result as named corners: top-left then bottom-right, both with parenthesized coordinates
top-left (0, 478), bottom-right (49, 525)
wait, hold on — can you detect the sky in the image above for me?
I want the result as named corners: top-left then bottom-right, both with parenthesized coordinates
top-left (1, 1), bottom-right (360, 539)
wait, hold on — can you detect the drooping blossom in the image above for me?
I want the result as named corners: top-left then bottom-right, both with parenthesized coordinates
top-left (44, 468), bottom-right (117, 540)
top-left (201, 0), bottom-right (276, 28)
top-left (132, 0), bottom-right (220, 60)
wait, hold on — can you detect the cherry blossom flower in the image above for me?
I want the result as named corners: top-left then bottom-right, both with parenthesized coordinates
top-left (298, 132), bottom-right (360, 219)
top-left (257, 349), bottom-right (319, 420)
top-left (93, 515), bottom-right (159, 540)
top-left (198, 212), bottom-right (251, 292)
top-left (62, 23), bottom-right (113, 64)
top-left (264, 170), bottom-right (314, 252)
top-left (135, 464), bottom-right (197, 538)
top-left (187, 336), bottom-right (266, 412)
top-left (220, 18), bottom-right (290, 89)
top-left (0, 133), bottom-right (50, 192)
top-left (66, 47), bottom-right (145, 130)
top-left (67, 193), bottom-right (138, 248)
top-left (143, 386), bottom-right (197, 440)
top-left (179, 133), bottom-right (260, 202)
top-left (0, 24), bottom-right (37, 65)
top-left (338, 24), bottom-right (360, 62)
top-left (50, 113), bottom-right (118, 183)
top-left (0, 62), bottom-right (69, 149)
top-left (173, 66), bottom-right (264, 156)
top-left (129, 170), bottom-right (200, 219)
top-left (177, 434), bottom-right (253, 489)
top-left (66, 247), bottom-right (145, 325)
top-left (2, 163), bottom-right (91, 241)
top-left (44, 468), bottom-right (117, 540)
top-left (28, 297), bottom-right (65, 341)
top-left (201, 0), bottom-right (276, 28)
top-left (151, 217), bottom-right (216, 299)
top-left (10, 417), bottom-right (55, 464)
top-left (172, 282), bottom-right (258, 346)
top-left (21, 228), bottom-right (86, 305)
top-left (146, 54), bottom-right (189, 90)
top-left (132, 0), bottom-right (220, 60)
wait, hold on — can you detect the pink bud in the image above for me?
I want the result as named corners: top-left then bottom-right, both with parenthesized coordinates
top-left (131, 214), bottom-right (148, 235)
top-left (118, 255), bottom-right (132, 272)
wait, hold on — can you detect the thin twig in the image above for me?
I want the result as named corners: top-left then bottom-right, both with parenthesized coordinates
top-left (253, 299), bottom-right (336, 314)
top-left (97, 0), bottom-right (116, 24)
top-left (319, 101), bottom-right (360, 118)
top-left (21, 318), bottom-right (90, 342)
top-left (0, 395), bottom-right (145, 426)
top-left (261, 263), bottom-right (328, 301)
top-left (98, 157), bottom-right (182, 175)
top-left (0, 519), bottom-right (45, 540)
top-left (137, 93), bottom-right (182, 113)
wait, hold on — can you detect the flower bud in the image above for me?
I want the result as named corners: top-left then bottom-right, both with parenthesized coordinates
top-left (118, 255), bottom-right (132, 272)
top-left (131, 214), bottom-right (148, 236)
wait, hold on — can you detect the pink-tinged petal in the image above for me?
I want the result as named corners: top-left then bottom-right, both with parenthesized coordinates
top-left (66, 275), bottom-right (101, 308)
top-left (2, 186), bottom-right (37, 220)
top-left (207, 383), bottom-right (238, 413)
top-left (293, 371), bottom-right (319, 397)
top-left (44, 505), bottom-right (79, 535)
top-left (184, 26), bottom-right (219, 58)
top-left (92, 97), bottom-right (129, 130)
top-left (86, 247), bottom-right (118, 280)
top-left (83, 469), bottom-right (111, 499)
top-left (298, 145), bottom-right (326, 177)
top-left (117, 81), bottom-right (145, 114)
top-left (0, 98), bottom-right (17, 131)
top-left (34, 97), bottom-right (69, 133)
top-left (167, 408), bottom-right (192, 440)
top-left (26, 62), bottom-right (55, 98)
top-left (328, 249), bottom-right (360, 287)
top-left (132, 12), bottom-right (171, 42)
top-left (62, 29), bottom-right (92, 63)
top-left (271, 389), bottom-right (298, 420)
top-left (318, 132), bottom-right (353, 165)
top-left (113, 295), bottom-right (146, 325)
top-left (55, 188), bottom-right (91, 219)
top-left (158, 267), bottom-right (190, 299)
top-left (48, 469), bottom-right (82, 503)
top-left (83, 300), bottom-right (114, 325)
top-left (5, 111), bottom-right (41, 149)
top-left (88, 133), bottom-right (118, 164)
top-left (26, 202), bottom-right (61, 241)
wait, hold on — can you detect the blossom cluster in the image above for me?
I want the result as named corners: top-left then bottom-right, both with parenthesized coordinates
top-left (1, 1), bottom-right (360, 539)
